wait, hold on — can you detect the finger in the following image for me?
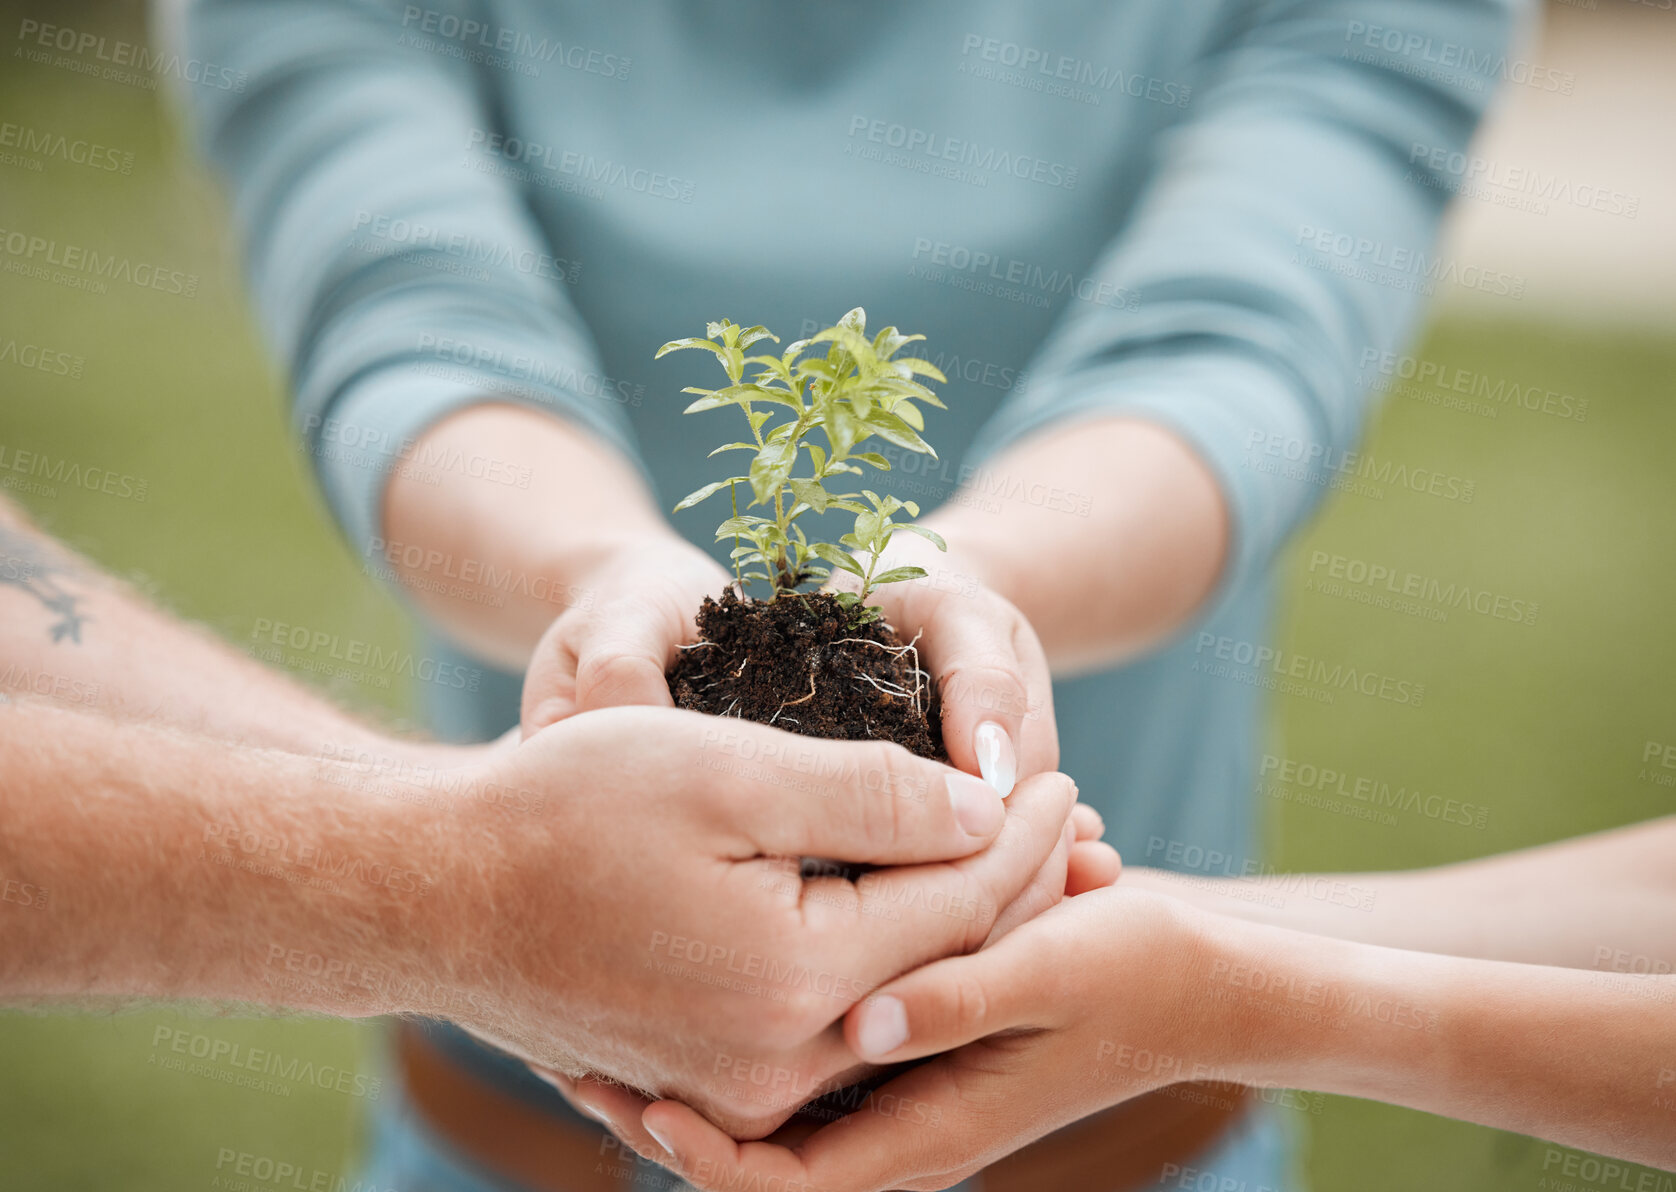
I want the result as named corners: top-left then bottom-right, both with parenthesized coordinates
top-left (566, 1076), bottom-right (664, 1162)
top-left (846, 906), bottom-right (1062, 1064)
top-left (1071, 802), bottom-right (1105, 842)
top-left (702, 723), bottom-right (1009, 864)
top-left (647, 1055), bottom-right (1022, 1192)
top-left (640, 1101), bottom-right (821, 1192)
top-left (805, 770), bottom-right (1076, 981)
top-left (520, 617), bottom-right (585, 736)
top-left (920, 597), bottom-right (1033, 797)
top-left (1067, 841), bottom-right (1123, 895)
top-left (571, 591), bottom-right (689, 713)
top-left (983, 816), bottom-right (1073, 944)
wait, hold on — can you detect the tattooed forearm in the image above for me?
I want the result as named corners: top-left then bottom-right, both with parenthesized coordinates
top-left (0, 526), bottom-right (90, 644)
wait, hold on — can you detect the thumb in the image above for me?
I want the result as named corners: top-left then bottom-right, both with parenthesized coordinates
top-left (845, 920), bottom-right (1051, 1064)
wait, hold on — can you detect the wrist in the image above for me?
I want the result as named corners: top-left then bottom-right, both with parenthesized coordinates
top-left (240, 753), bottom-right (467, 1018)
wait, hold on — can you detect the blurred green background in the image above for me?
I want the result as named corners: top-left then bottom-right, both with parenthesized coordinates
top-left (1, 2), bottom-right (1672, 1189)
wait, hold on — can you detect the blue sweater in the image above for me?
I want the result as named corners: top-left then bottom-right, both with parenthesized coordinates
top-left (182, 0), bottom-right (1518, 1157)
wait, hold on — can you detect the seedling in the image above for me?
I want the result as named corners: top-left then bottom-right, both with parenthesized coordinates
top-left (659, 308), bottom-right (947, 621)
top-left (659, 309), bottom-right (954, 760)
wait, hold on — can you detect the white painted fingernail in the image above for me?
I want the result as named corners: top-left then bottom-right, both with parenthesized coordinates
top-left (856, 995), bottom-right (909, 1059)
top-left (974, 721), bottom-right (1016, 799)
top-left (644, 1121), bottom-right (675, 1156)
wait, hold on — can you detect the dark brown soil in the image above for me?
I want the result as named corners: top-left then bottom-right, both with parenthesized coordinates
top-left (667, 589), bottom-right (945, 761)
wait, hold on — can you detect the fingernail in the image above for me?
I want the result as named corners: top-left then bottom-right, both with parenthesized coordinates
top-left (856, 995), bottom-right (909, 1059)
top-left (974, 721), bottom-right (1017, 799)
top-left (644, 1121), bottom-right (675, 1157)
top-left (947, 772), bottom-right (1004, 837)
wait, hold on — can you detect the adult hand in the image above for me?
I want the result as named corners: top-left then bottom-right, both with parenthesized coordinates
top-left (514, 523), bottom-right (1105, 905)
top-left (830, 531), bottom-right (1058, 800)
top-left (520, 532), bottom-right (730, 733)
top-left (605, 888), bottom-right (1212, 1191)
top-left (429, 705), bottom-right (1080, 1140)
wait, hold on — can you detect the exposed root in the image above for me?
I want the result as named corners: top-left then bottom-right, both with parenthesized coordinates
top-left (772, 664), bottom-right (820, 722)
top-left (856, 671), bottom-right (913, 700)
top-left (836, 630), bottom-right (927, 716)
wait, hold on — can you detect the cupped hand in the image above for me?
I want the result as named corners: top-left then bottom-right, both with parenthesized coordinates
top-left (520, 533), bottom-right (730, 735)
top-left (429, 705), bottom-right (1080, 1141)
top-left (516, 527), bottom-right (1109, 917)
top-left (589, 887), bottom-right (1209, 1192)
top-left (827, 530), bottom-right (1059, 800)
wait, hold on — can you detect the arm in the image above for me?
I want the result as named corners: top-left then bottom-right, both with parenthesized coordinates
top-left (633, 888), bottom-right (1676, 1191)
top-left (1124, 816), bottom-right (1676, 971)
top-left (0, 498), bottom-right (442, 758)
top-left (181, 0), bottom-right (646, 633)
top-left (0, 699), bottom-right (438, 1010)
top-left (895, 0), bottom-right (1523, 674)
top-left (0, 685), bottom-right (1079, 1141)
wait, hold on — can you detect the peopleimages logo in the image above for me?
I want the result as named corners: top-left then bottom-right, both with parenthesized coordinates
top-left (398, 5), bottom-right (630, 79)
top-left (1192, 632), bottom-right (1424, 707)
top-left (846, 115), bottom-right (1079, 190)
top-left (0, 227), bottom-right (200, 298)
top-left (14, 18), bottom-right (247, 92)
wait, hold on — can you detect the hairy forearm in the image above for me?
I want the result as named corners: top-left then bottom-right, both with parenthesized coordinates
top-left (0, 700), bottom-right (465, 1014)
top-left (1127, 816), bottom-right (1676, 971)
top-left (924, 418), bottom-right (1227, 673)
top-left (0, 500), bottom-right (427, 756)
top-left (381, 404), bottom-right (670, 668)
top-left (1193, 914), bottom-right (1676, 1169)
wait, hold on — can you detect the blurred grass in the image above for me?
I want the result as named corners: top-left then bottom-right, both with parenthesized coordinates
top-left (2, 4), bottom-right (1673, 1190)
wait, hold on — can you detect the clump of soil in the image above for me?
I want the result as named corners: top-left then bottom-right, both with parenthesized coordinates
top-left (667, 589), bottom-right (945, 761)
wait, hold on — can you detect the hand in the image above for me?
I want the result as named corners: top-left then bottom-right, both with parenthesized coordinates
top-left (517, 527), bottom-right (1104, 930)
top-left (598, 888), bottom-right (1213, 1191)
top-left (520, 532), bottom-right (729, 733)
top-left (831, 531), bottom-right (1058, 799)
top-left (425, 705), bottom-right (1080, 1140)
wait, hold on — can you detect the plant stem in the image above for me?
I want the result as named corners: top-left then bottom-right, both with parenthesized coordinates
top-left (728, 480), bottom-right (742, 593)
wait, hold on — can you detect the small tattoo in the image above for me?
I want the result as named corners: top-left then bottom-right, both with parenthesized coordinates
top-left (0, 527), bottom-right (90, 644)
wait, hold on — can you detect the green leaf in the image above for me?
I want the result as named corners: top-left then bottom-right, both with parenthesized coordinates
top-left (894, 357), bottom-right (947, 383)
top-left (832, 591), bottom-right (862, 608)
top-left (838, 307), bottom-right (867, 334)
top-left (873, 328), bottom-right (925, 359)
top-left (852, 451), bottom-right (891, 471)
top-left (899, 524), bottom-right (948, 551)
top-left (749, 436), bottom-right (798, 506)
top-left (673, 478), bottom-right (745, 512)
top-left (718, 383), bottom-right (801, 411)
top-left (738, 326), bottom-right (780, 350)
top-left (656, 337), bottom-right (727, 363)
top-left (811, 542), bottom-right (866, 577)
top-left (715, 514), bottom-right (764, 537)
top-left (863, 409), bottom-right (935, 457)
top-left (789, 478), bottom-right (829, 514)
top-left (871, 565), bottom-right (928, 586)
top-left (684, 393), bottom-right (740, 414)
top-left (708, 441), bottom-right (758, 456)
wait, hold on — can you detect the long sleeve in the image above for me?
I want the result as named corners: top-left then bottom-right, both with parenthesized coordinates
top-left (181, 0), bottom-right (640, 553)
top-left (973, 0), bottom-right (1527, 610)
